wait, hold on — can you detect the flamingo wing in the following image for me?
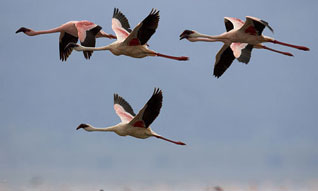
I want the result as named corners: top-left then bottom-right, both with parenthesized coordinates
top-left (79, 25), bottom-right (102, 59)
top-left (230, 42), bottom-right (250, 59)
top-left (214, 44), bottom-right (235, 78)
top-left (129, 88), bottom-right (162, 128)
top-left (239, 16), bottom-right (273, 36)
top-left (112, 8), bottom-right (131, 41)
top-left (224, 17), bottom-right (244, 31)
top-left (114, 94), bottom-right (136, 123)
top-left (237, 44), bottom-right (254, 64)
top-left (225, 17), bottom-right (251, 61)
top-left (59, 32), bottom-right (78, 61)
top-left (123, 9), bottom-right (159, 46)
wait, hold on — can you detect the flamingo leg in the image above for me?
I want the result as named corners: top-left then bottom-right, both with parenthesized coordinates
top-left (260, 45), bottom-right (294, 56)
top-left (271, 40), bottom-right (310, 51)
top-left (156, 53), bottom-right (189, 61)
top-left (154, 135), bottom-right (186, 145)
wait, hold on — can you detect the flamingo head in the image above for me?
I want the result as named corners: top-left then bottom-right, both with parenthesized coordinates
top-left (76, 123), bottom-right (91, 130)
top-left (179, 30), bottom-right (196, 40)
top-left (16, 27), bottom-right (33, 35)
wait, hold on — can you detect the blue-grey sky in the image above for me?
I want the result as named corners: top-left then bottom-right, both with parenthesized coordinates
top-left (1, 0), bottom-right (318, 190)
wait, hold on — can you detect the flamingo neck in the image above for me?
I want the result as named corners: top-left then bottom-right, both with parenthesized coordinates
top-left (194, 32), bottom-right (225, 42)
top-left (84, 125), bottom-right (117, 132)
top-left (76, 44), bottom-right (112, 52)
top-left (153, 135), bottom-right (186, 146)
top-left (187, 37), bottom-right (220, 42)
top-left (28, 28), bottom-right (61, 36)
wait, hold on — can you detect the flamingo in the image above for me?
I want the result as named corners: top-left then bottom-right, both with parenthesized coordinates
top-left (65, 8), bottom-right (188, 61)
top-left (180, 16), bottom-right (310, 77)
top-left (16, 21), bottom-right (116, 61)
top-left (76, 88), bottom-right (186, 146)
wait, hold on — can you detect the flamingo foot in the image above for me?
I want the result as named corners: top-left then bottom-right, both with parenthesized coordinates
top-left (177, 56), bottom-right (189, 61)
top-left (156, 53), bottom-right (189, 61)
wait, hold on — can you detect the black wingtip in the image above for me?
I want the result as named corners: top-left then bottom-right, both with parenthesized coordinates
top-left (83, 51), bottom-right (92, 60)
top-left (153, 88), bottom-right (162, 95)
top-left (114, 93), bottom-right (120, 104)
top-left (213, 72), bottom-right (221, 78)
top-left (113, 8), bottom-right (118, 17)
top-left (260, 19), bottom-right (274, 33)
top-left (114, 93), bottom-right (118, 100)
top-left (150, 8), bottom-right (160, 15)
top-left (87, 25), bottom-right (102, 36)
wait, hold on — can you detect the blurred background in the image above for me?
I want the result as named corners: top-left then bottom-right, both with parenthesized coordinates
top-left (0, 0), bottom-right (317, 190)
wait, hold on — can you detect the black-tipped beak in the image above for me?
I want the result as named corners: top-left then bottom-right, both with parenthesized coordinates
top-left (179, 35), bottom-right (187, 40)
top-left (76, 123), bottom-right (89, 130)
top-left (65, 42), bottom-right (78, 51)
top-left (16, 27), bottom-right (30, 34)
top-left (179, 30), bottom-right (194, 40)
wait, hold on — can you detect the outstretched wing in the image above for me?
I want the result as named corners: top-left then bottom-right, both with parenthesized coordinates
top-left (112, 8), bottom-right (131, 41)
top-left (59, 32), bottom-right (78, 61)
top-left (114, 94), bottom-right (136, 123)
top-left (80, 25), bottom-right (102, 59)
top-left (224, 17), bottom-right (244, 32)
top-left (239, 16), bottom-right (274, 36)
top-left (129, 88), bottom-right (162, 128)
top-left (236, 44), bottom-right (254, 64)
top-left (224, 17), bottom-right (252, 63)
top-left (213, 44), bottom-right (235, 78)
top-left (123, 9), bottom-right (159, 46)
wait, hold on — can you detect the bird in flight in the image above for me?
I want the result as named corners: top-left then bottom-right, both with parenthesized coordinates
top-left (66, 8), bottom-right (188, 61)
top-left (76, 88), bottom-right (186, 146)
top-left (16, 20), bottom-right (116, 61)
top-left (180, 16), bottom-right (309, 78)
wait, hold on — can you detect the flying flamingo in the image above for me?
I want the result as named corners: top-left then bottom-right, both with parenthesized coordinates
top-left (16, 21), bottom-right (116, 61)
top-left (180, 16), bottom-right (310, 77)
top-left (76, 88), bottom-right (186, 146)
top-left (65, 8), bottom-right (188, 61)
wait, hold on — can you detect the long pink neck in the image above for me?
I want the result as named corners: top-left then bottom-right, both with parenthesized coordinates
top-left (29, 27), bottom-right (61, 36)
top-left (188, 37), bottom-right (220, 42)
top-left (195, 32), bottom-right (225, 42)
top-left (154, 135), bottom-right (186, 145)
top-left (155, 53), bottom-right (188, 61)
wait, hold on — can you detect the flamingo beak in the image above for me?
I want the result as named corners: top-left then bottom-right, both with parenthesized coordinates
top-left (76, 123), bottom-right (89, 130)
top-left (179, 30), bottom-right (194, 40)
top-left (179, 33), bottom-right (188, 40)
top-left (16, 27), bottom-right (31, 33)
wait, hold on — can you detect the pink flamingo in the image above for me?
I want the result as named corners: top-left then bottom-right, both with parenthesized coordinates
top-left (180, 16), bottom-right (310, 78)
top-left (16, 21), bottom-right (116, 61)
top-left (66, 8), bottom-right (188, 61)
top-left (76, 88), bottom-right (186, 146)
